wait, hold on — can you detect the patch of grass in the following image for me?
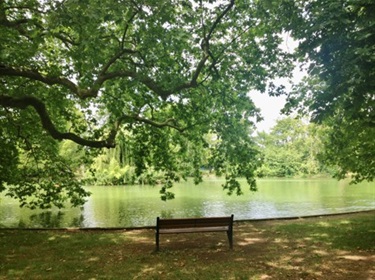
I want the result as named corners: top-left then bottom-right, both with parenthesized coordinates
top-left (273, 214), bottom-right (375, 250)
top-left (1, 211), bottom-right (374, 280)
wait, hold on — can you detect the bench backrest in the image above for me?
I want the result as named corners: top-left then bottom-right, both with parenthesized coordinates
top-left (157, 215), bottom-right (233, 229)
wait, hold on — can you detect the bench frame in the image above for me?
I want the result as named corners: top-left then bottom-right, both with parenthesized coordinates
top-left (155, 214), bottom-right (234, 251)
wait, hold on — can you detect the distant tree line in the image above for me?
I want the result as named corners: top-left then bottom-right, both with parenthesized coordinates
top-left (255, 117), bottom-right (335, 178)
top-left (59, 116), bottom-right (340, 185)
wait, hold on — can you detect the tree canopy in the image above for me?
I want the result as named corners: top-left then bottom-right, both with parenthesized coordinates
top-left (256, 117), bottom-right (327, 178)
top-left (279, 0), bottom-right (375, 182)
top-left (0, 0), bottom-right (292, 208)
top-left (1, 0), bottom-right (373, 209)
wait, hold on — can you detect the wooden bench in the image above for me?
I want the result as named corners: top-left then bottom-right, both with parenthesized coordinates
top-left (155, 215), bottom-right (234, 251)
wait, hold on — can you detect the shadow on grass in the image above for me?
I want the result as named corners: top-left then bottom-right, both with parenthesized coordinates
top-left (255, 214), bottom-right (375, 279)
top-left (274, 216), bottom-right (375, 250)
top-left (1, 212), bottom-right (374, 279)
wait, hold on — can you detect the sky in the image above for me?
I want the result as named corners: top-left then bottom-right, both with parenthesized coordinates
top-left (251, 91), bottom-right (287, 133)
top-left (250, 66), bottom-right (307, 133)
top-left (251, 35), bottom-right (306, 133)
top-left (251, 64), bottom-right (307, 132)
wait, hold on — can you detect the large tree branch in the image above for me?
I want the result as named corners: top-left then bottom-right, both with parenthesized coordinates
top-left (206, 0), bottom-right (234, 42)
top-left (118, 113), bottom-right (185, 132)
top-left (94, 10), bottom-right (139, 81)
top-left (97, 49), bottom-right (138, 79)
top-left (0, 94), bottom-right (188, 148)
top-left (192, 0), bottom-right (235, 85)
top-left (98, 71), bottom-right (172, 100)
top-left (0, 94), bottom-right (117, 148)
top-left (0, 65), bottom-right (97, 98)
top-left (121, 10), bottom-right (139, 50)
top-left (0, 18), bottom-right (29, 27)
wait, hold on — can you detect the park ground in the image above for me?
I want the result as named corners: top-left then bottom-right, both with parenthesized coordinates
top-left (0, 211), bottom-right (374, 280)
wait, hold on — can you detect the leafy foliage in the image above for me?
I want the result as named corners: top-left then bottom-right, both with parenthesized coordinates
top-left (0, 0), bottom-right (292, 208)
top-left (279, 0), bottom-right (375, 182)
top-left (256, 117), bottom-right (328, 178)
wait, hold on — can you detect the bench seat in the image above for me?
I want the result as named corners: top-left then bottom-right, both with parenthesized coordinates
top-left (155, 215), bottom-right (234, 251)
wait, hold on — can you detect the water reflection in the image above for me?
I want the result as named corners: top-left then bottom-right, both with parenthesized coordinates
top-left (0, 179), bottom-right (374, 228)
top-left (28, 212), bottom-right (84, 228)
top-left (15, 211), bottom-right (84, 228)
top-left (202, 201), bottom-right (228, 217)
top-left (159, 210), bottom-right (175, 219)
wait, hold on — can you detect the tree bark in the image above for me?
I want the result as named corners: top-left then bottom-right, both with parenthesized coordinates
top-left (0, 94), bottom-right (117, 148)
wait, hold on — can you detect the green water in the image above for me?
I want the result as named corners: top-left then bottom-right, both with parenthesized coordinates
top-left (0, 178), bottom-right (374, 228)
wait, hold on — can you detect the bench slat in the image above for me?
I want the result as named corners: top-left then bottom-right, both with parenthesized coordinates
top-left (158, 217), bottom-right (232, 228)
top-left (159, 226), bottom-right (229, 234)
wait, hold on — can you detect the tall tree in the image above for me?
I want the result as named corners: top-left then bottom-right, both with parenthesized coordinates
top-left (279, 0), bottom-right (375, 182)
top-left (256, 117), bottom-right (325, 178)
top-left (0, 0), bottom-right (292, 207)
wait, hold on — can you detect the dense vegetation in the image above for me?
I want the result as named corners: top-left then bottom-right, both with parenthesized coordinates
top-left (1, 0), bottom-right (373, 209)
top-left (71, 117), bottom-right (333, 185)
top-left (256, 118), bottom-right (331, 178)
top-left (279, 0), bottom-right (375, 182)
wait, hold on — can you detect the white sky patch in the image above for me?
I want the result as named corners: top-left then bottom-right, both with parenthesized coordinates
top-left (251, 91), bottom-right (287, 133)
top-left (251, 34), bottom-right (306, 132)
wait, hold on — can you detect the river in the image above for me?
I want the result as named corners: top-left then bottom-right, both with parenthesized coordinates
top-left (0, 178), bottom-right (374, 228)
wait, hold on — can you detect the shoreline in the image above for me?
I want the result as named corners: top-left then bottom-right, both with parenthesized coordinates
top-left (1, 209), bottom-right (374, 231)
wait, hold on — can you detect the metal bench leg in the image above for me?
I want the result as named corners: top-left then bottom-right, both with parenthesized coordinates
top-left (156, 217), bottom-right (160, 251)
top-left (156, 232), bottom-right (160, 251)
top-left (227, 230), bottom-right (233, 249)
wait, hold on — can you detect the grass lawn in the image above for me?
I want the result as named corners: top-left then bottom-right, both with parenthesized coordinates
top-left (1, 211), bottom-right (374, 280)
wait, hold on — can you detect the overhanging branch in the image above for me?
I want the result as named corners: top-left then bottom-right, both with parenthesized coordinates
top-left (0, 94), bottom-right (117, 148)
top-left (118, 113), bottom-right (185, 132)
top-left (0, 0), bottom-right (236, 104)
top-left (192, 0), bottom-right (235, 85)
top-left (0, 65), bottom-right (98, 99)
